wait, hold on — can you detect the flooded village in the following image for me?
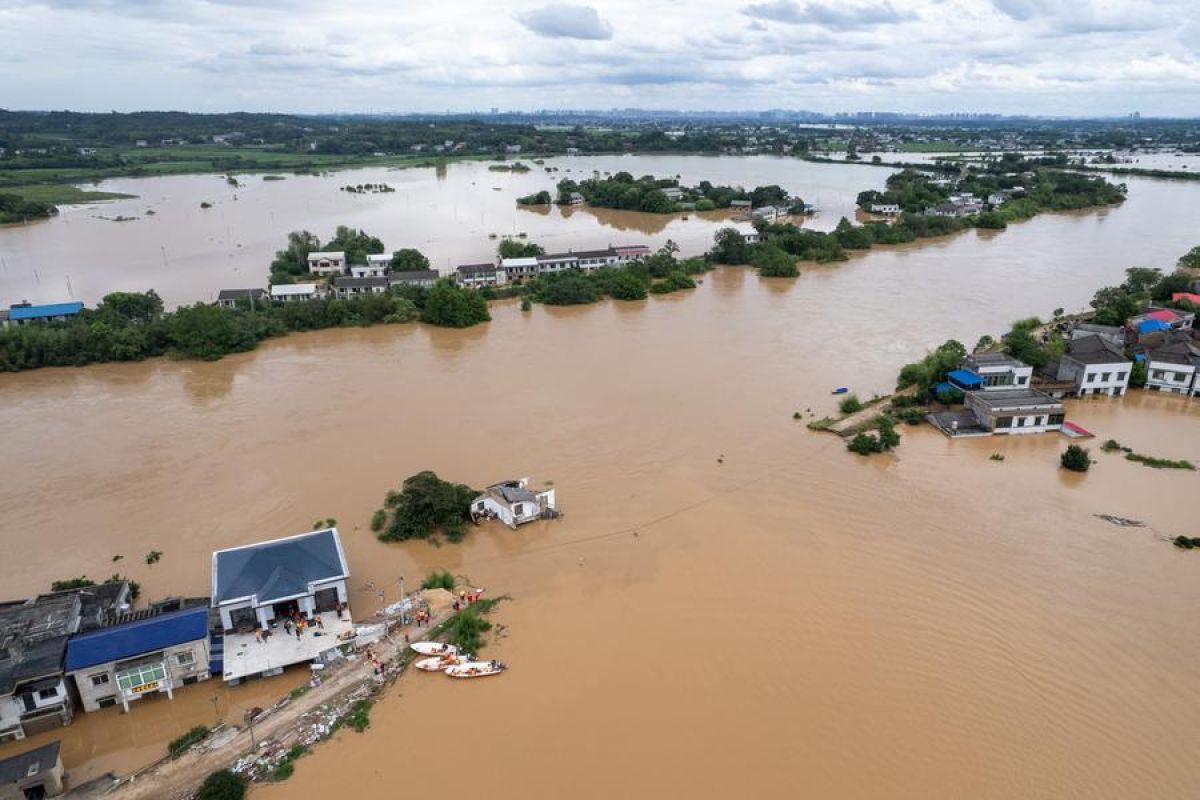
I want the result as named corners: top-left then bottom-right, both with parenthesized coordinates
top-left (2, 150), bottom-right (1200, 800)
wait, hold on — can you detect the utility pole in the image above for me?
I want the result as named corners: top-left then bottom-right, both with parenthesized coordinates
top-left (209, 695), bottom-right (220, 723)
top-left (244, 708), bottom-right (257, 752)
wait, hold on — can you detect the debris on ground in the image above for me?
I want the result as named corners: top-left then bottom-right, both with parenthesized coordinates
top-left (1094, 514), bottom-right (1145, 527)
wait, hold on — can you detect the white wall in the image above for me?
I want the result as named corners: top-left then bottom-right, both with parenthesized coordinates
top-left (1075, 362), bottom-right (1131, 396)
top-left (1147, 362), bottom-right (1195, 394)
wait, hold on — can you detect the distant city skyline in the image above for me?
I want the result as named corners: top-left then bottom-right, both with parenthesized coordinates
top-left (2, 0), bottom-right (1198, 116)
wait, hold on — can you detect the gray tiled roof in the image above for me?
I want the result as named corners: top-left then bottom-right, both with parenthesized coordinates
top-left (1065, 335), bottom-right (1128, 365)
top-left (213, 529), bottom-right (347, 606)
top-left (0, 740), bottom-right (60, 784)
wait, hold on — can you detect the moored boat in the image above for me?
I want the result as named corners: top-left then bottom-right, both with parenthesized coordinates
top-left (410, 641), bottom-right (458, 656)
top-left (444, 660), bottom-right (506, 679)
top-left (415, 654), bottom-right (460, 672)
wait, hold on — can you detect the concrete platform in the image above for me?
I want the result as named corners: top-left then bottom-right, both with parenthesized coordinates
top-left (222, 610), bottom-right (354, 683)
top-left (928, 410), bottom-right (992, 438)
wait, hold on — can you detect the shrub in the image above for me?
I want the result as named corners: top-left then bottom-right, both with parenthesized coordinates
top-left (168, 725), bottom-right (210, 758)
top-left (50, 577), bottom-right (94, 591)
top-left (369, 509), bottom-right (386, 532)
top-left (145, 550), bottom-right (162, 565)
top-left (838, 394), bottom-right (864, 414)
top-left (1173, 536), bottom-right (1200, 549)
top-left (989, 453), bottom-right (1005, 462)
top-left (847, 433), bottom-right (883, 455)
top-left (445, 602), bottom-right (497, 653)
top-left (1101, 439), bottom-right (1122, 452)
top-left (1061, 445), bottom-right (1092, 472)
top-left (196, 769), bottom-right (245, 800)
top-left (876, 416), bottom-right (901, 450)
top-left (420, 570), bottom-right (455, 591)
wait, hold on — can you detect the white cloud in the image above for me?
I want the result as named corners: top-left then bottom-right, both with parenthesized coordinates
top-left (0, 0), bottom-right (1196, 114)
top-left (516, 4), bottom-right (614, 40)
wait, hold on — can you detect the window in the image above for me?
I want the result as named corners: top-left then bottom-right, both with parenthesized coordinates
top-left (175, 651), bottom-right (196, 668)
top-left (116, 662), bottom-right (167, 692)
top-left (1101, 372), bottom-right (1111, 382)
top-left (1034, 416), bottom-right (1044, 426)
top-left (1016, 376), bottom-right (1027, 385)
top-left (1049, 414), bottom-right (1065, 425)
top-left (995, 417), bottom-right (1012, 428)
top-left (90, 673), bottom-right (110, 687)
top-left (1086, 373), bottom-right (1097, 383)
top-left (37, 687), bottom-right (58, 700)
top-left (1153, 370), bottom-right (1164, 379)
top-left (513, 503), bottom-right (524, 516)
top-left (1117, 372), bottom-right (1127, 381)
top-left (1175, 372), bottom-right (1186, 382)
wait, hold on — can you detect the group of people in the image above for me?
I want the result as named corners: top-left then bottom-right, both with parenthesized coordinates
top-left (365, 646), bottom-right (385, 676)
top-left (451, 588), bottom-right (484, 612)
top-left (252, 608), bottom-right (326, 643)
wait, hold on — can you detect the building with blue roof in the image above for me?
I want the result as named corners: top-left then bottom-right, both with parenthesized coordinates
top-left (64, 604), bottom-right (212, 713)
top-left (3, 302), bottom-right (84, 327)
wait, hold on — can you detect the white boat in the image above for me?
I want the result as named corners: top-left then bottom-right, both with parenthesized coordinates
top-left (414, 654), bottom-right (460, 672)
top-left (444, 660), bottom-right (506, 679)
top-left (410, 642), bottom-right (458, 657)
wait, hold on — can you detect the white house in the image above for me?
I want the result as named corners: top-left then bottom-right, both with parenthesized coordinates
top-left (1143, 340), bottom-right (1198, 395)
top-left (270, 283), bottom-right (323, 303)
top-left (332, 276), bottom-right (389, 298)
top-left (574, 248), bottom-right (619, 271)
top-left (536, 253), bottom-right (581, 273)
top-left (962, 353), bottom-right (1033, 390)
top-left (870, 203), bottom-right (900, 215)
top-left (456, 263), bottom-right (507, 288)
top-left (501, 257), bottom-right (541, 282)
top-left (471, 479), bottom-right (556, 529)
top-left (1056, 335), bottom-right (1131, 397)
top-left (352, 254), bottom-right (392, 278)
top-left (216, 289), bottom-right (267, 309)
top-left (614, 245), bottom-right (652, 263)
top-left (306, 251), bottom-right (346, 276)
top-left (963, 389), bottom-right (1065, 435)
top-left (662, 187), bottom-right (684, 201)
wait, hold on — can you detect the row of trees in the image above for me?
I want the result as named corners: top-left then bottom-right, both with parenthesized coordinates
top-left (0, 280), bottom-right (492, 372)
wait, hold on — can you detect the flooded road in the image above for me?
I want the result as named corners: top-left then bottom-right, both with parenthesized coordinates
top-left (1, 164), bottom-right (1199, 797)
top-left (0, 154), bottom-right (882, 308)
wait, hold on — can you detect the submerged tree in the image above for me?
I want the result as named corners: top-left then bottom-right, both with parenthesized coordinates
top-left (375, 471), bottom-right (478, 543)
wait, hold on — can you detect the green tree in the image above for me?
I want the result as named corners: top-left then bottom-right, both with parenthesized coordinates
top-left (753, 245), bottom-right (799, 278)
top-left (1061, 445), bottom-right (1092, 472)
top-left (1003, 327), bottom-right (1047, 368)
top-left (165, 304), bottom-right (264, 360)
top-left (606, 269), bottom-right (649, 301)
top-left (537, 272), bottom-right (599, 305)
top-left (390, 248), bottom-right (430, 271)
top-left (497, 239), bottom-right (545, 259)
top-left (324, 225), bottom-right (384, 265)
top-left (270, 230), bottom-right (320, 281)
top-left (196, 769), bottom-right (245, 800)
top-left (96, 291), bottom-right (164, 324)
top-left (1129, 359), bottom-right (1148, 388)
top-left (1178, 245), bottom-right (1200, 270)
top-left (420, 280), bottom-right (491, 328)
top-left (710, 228), bottom-right (753, 264)
top-left (377, 471), bottom-right (478, 542)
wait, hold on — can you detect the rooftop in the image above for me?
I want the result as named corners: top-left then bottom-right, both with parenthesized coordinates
top-left (217, 288), bottom-right (267, 301)
top-left (8, 302), bottom-right (84, 321)
top-left (366, 253), bottom-right (392, 263)
top-left (307, 251), bottom-right (344, 260)
top-left (1065, 335), bottom-right (1128, 365)
top-left (0, 594), bottom-right (81, 694)
top-left (213, 528), bottom-right (348, 607)
top-left (501, 257), bottom-right (540, 268)
top-left (271, 283), bottom-right (319, 296)
top-left (64, 606), bottom-right (209, 672)
top-left (221, 608), bottom-right (352, 682)
top-left (0, 740), bottom-right (60, 785)
top-left (964, 352), bottom-right (1028, 369)
top-left (968, 388), bottom-right (1063, 410)
top-left (333, 276), bottom-right (389, 288)
top-left (456, 263), bottom-right (498, 274)
top-left (388, 270), bottom-right (439, 282)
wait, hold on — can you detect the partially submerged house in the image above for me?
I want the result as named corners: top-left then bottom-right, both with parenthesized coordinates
top-left (332, 276), bottom-right (389, 298)
top-left (1, 302), bottom-right (84, 328)
top-left (0, 597), bottom-right (78, 742)
top-left (0, 740), bottom-right (65, 798)
top-left (472, 479), bottom-right (556, 529)
top-left (455, 263), bottom-right (507, 288)
top-left (1139, 334), bottom-right (1199, 395)
top-left (1054, 335), bottom-right (1131, 397)
top-left (0, 584), bottom-right (130, 741)
top-left (930, 354), bottom-right (1064, 437)
top-left (211, 529), bottom-right (352, 683)
top-left (64, 604), bottom-right (211, 713)
top-left (387, 271), bottom-right (440, 289)
top-left (216, 289), bottom-right (268, 309)
top-left (270, 283), bottom-right (323, 303)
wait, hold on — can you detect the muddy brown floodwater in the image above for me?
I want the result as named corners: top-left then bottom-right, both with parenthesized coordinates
top-left (1, 165), bottom-right (1199, 798)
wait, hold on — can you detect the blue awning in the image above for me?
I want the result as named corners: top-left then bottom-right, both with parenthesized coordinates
top-left (1137, 319), bottom-right (1170, 334)
top-left (9, 301), bottom-right (84, 321)
top-left (946, 369), bottom-right (983, 388)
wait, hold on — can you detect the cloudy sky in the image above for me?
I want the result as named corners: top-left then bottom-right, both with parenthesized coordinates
top-left (2, 0), bottom-right (1198, 115)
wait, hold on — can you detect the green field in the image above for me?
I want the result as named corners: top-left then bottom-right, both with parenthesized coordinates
top-left (0, 184), bottom-right (135, 204)
top-left (0, 146), bottom-right (520, 202)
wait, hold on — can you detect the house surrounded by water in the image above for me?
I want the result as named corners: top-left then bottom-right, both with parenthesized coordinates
top-left (472, 479), bottom-right (556, 529)
top-left (0, 740), bottom-right (66, 798)
top-left (211, 529), bottom-right (352, 683)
